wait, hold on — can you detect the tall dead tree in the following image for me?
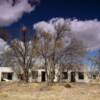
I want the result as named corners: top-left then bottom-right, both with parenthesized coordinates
top-left (34, 19), bottom-right (86, 84)
top-left (33, 32), bottom-right (52, 83)
top-left (89, 50), bottom-right (100, 72)
top-left (48, 21), bottom-right (86, 83)
top-left (10, 26), bottom-right (35, 82)
top-left (57, 38), bottom-right (86, 82)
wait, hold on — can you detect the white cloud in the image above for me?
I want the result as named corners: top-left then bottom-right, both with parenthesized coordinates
top-left (34, 21), bottom-right (56, 35)
top-left (0, 0), bottom-right (38, 26)
top-left (49, 18), bottom-right (65, 27)
top-left (0, 38), bottom-right (9, 54)
top-left (70, 19), bottom-right (100, 51)
top-left (34, 18), bottom-right (70, 36)
top-left (34, 18), bottom-right (100, 51)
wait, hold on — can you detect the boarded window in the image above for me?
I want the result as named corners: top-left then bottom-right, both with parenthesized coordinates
top-left (78, 72), bottom-right (84, 79)
top-left (32, 71), bottom-right (38, 79)
top-left (62, 72), bottom-right (68, 79)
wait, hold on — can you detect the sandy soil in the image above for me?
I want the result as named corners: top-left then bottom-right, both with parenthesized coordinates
top-left (0, 82), bottom-right (100, 100)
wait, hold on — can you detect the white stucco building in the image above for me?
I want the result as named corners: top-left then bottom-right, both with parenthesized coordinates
top-left (0, 66), bottom-right (89, 83)
top-left (0, 67), bottom-right (18, 82)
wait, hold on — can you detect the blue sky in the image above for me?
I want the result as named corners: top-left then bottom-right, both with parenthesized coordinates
top-left (1, 0), bottom-right (100, 38)
top-left (0, 0), bottom-right (100, 66)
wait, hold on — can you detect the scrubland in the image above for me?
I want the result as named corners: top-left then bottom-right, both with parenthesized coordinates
top-left (0, 82), bottom-right (100, 100)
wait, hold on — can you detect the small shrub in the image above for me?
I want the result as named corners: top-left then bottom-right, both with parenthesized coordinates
top-left (64, 83), bottom-right (71, 88)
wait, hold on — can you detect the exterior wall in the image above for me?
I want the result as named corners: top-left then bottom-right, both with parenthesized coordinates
top-left (75, 72), bottom-right (89, 83)
top-left (0, 67), bottom-right (18, 82)
top-left (35, 69), bottom-right (89, 83)
top-left (37, 69), bottom-right (46, 82)
top-left (30, 69), bottom-right (46, 82)
top-left (0, 67), bottom-right (89, 83)
top-left (60, 71), bottom-right (89, 83)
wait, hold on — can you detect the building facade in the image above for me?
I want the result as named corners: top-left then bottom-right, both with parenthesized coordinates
top-left (0, 67), bottom-right (18, 82)
top-left (0, 67), bottom-right (89, 83)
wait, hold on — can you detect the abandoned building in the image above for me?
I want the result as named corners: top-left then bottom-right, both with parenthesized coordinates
top-left (0, 65), bottom-right (90, 83)
top-left (0, 67), bottom-right (17, 82)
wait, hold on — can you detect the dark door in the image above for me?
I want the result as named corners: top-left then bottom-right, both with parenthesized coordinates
top-left (42, 72), bottom-right (46, 82)
top-left (8, 73), bottom-right (13, 80)
top-left (71, 72), bottom-right (76, 82)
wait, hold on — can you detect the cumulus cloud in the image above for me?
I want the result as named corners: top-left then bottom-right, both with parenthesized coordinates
top-left (34, 21), bottom-right (56, 35)
top-left (0, 38), bottom-right (9, 54)
top-left (34, 18), bottom-right (100, 51)
top-left (34, 18), bottom-right (70, 36)
top-left (70, 19), bottom-right (100, 51)
top-left (34, 18), bottom-right (71, 48)
top-left (0, 0), bottom-right (39, 26)
top-left (49, 18), bottom-right (66, 27)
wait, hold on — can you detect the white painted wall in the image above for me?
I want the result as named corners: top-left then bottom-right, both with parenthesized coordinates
top-left (0, 67), bottom-right (18, 82)
top-left (35, 69), bottom-right (89, 83)
top-left (0, 67), bottom-right (89, 83)
top-left (75, 72), bottom-right (89, 83)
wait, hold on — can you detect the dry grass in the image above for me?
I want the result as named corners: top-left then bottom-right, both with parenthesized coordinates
top-left (0, 82), bottom-right (100, 100)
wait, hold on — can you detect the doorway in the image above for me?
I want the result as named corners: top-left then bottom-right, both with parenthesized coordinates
top-left (71, 72), bottom-right (76, 82)
top-left (41, 71), bottom-right (46, 82)
top-left (8, 73), bottom-right (13, 80)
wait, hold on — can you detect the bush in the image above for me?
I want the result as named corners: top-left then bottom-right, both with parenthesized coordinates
top-left (64, 83), bottom-right (71, 88)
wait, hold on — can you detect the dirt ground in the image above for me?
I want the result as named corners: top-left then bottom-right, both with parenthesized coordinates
top-left (0, 82), bottom-right (100, 100)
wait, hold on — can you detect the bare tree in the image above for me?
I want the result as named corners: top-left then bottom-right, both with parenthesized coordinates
top-left (34, 32), bottom-right (52, 84)
top-left (10, 26), bottom-right (35, 82)
top-left (0, 49), bottom-right (14, 67)
top-left (89, 50), bottom-right (100, 72)
top-left (57, 38), bottom-right (86, 82)
top-left (0, 28), bottom-right (11, 66)
top-left (34, 19), bottom-right (86, 84)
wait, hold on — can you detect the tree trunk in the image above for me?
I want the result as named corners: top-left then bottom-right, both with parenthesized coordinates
top-left (23, 69), bottom-right (29, 83)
